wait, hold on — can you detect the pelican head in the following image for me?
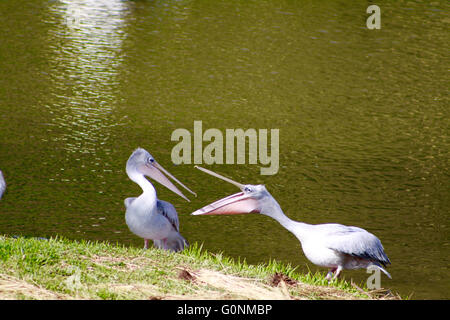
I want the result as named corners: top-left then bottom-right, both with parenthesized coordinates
top-left (191, 166), bottom-right (278, 216)
top-left (126, 148), bottom-right (196, 202)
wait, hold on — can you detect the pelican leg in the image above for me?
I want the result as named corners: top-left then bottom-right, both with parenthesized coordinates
top-left (332, 266), bottom-right (343, 280)
top-left (144, 239), bottom-right (150, 249)
top-left (326, 268), bottom-right (337, 281)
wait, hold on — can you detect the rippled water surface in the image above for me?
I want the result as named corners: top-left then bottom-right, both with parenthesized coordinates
top-left (0, 0), bottom-right (448, 299)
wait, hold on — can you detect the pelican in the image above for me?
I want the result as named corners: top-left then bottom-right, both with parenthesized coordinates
top-left (0, 170), bottom-right (5, 200)
top-left (191, 166), bottom-right (391, 280)
top-left (125, 148), bottom-right (196, 252)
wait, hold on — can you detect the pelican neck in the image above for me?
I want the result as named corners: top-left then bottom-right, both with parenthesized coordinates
top-left (130, 171), bottom-right (157, 196)
top-left (263, 200), bottom-right (312, 242)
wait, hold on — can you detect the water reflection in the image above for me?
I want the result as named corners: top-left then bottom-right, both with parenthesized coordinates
top-left (45, 0), bottom-right (128, 155)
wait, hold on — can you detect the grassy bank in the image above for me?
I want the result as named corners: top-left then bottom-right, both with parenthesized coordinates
top-left (0, 235), bottom-right (399, 300)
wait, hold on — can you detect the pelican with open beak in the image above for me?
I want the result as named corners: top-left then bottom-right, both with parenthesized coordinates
top-left (124, 148), bottom-right (196, 251)
top-left (192, 166), bottom-right (391, 280)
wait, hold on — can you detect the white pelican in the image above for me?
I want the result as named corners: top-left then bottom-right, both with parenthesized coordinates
top-left (191, 166), bottom-right (391, 280)
top-left (125, 148), bottom-right (196, 252)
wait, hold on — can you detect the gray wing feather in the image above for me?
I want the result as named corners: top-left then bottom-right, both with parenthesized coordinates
top-left (320, 224), bottom-right (391, 266)
top-left (157, 200), bottom-right (180, 232)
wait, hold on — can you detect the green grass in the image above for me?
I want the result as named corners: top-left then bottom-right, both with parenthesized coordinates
top-left (0, 235), bottom-right (399, 300)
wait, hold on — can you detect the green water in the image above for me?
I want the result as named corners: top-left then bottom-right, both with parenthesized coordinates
top-left (0, 0), bottom-right (448, 299)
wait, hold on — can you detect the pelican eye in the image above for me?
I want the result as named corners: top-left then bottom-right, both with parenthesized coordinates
top-left (244, 187), bottom-right (252, 193)
top-left (148, 157), bottom-right (155, 164)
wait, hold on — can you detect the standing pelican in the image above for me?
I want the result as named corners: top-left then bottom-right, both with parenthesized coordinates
top-left (0, 170), bottom-right (5, 200)
top-left (192, 166), bottom-right (391, 280)
top-left (125, 148), bottom-right (196, 252)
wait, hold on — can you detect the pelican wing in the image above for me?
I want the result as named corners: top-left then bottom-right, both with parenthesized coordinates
top-left (319, 224), bottom-right (391, 266)
top-left (157, 200), bottom-right (180, 232)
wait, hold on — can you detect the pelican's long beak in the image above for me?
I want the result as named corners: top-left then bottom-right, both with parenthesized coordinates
top-left (191, 191), bottom-right (259, 215)
top-left (191, 166), bottom-right (260, 215)
top-left (139, 162), bottom-right (196, 202)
